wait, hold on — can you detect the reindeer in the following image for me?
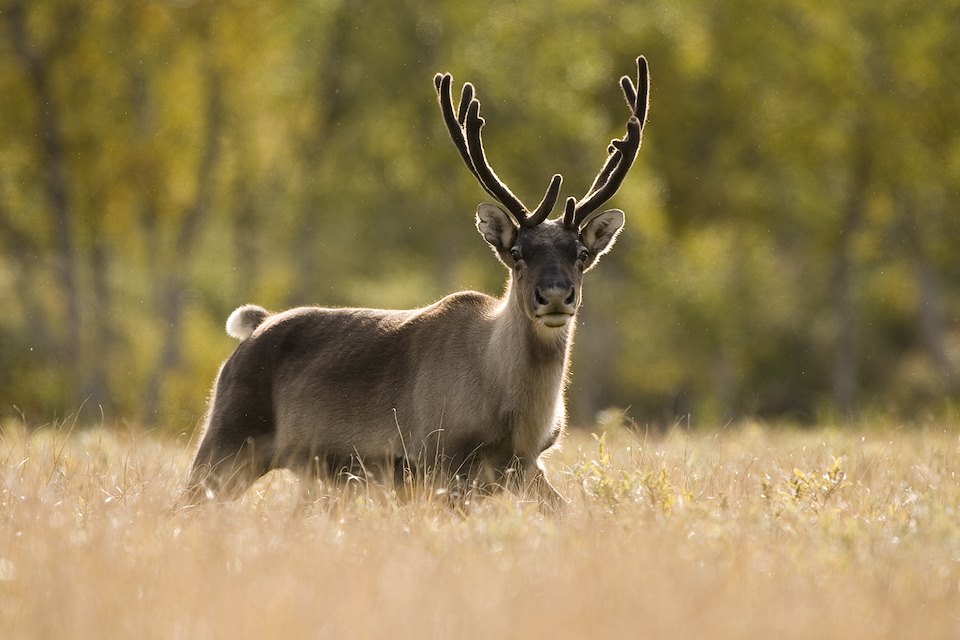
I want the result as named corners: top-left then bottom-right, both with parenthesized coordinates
top-left (183, 56), bottom-right (649, 507)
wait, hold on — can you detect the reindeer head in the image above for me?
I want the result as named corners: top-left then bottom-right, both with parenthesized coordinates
top-left (435, 57), bottom-right (649, 331)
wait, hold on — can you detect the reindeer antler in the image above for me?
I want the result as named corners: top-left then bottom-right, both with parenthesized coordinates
top-left (436, 56), bottom-right (648, 230)
top-left (563, 56), bottom-right (649, 229)
top-left (435, 73), bottom-right (562, 228)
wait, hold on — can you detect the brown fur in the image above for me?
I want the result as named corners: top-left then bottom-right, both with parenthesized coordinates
top-left (184, 214), bottom-right (622, 507)
top-left (184, 57), bottom-right (648, 508)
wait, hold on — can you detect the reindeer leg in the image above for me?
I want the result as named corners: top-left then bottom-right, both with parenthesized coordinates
top-left (506, 456), bottom-right (567, 512)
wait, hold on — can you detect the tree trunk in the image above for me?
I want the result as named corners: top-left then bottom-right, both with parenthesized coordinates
top-left (82, 220), bottom-right (115, 419)
top-left (7, 1), bottom-right (84, 406)
top-left (289, 5), bottom-right (353, 307)
top-left (899, 195), bottom-right (956, 391)
top-left (830, 144), bottom-right (868, 419)
top-left (138, 59), bottom-right (225, 425)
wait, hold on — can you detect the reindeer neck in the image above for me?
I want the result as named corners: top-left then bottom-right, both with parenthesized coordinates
top-left (485, 274), bottom-right (573, 408)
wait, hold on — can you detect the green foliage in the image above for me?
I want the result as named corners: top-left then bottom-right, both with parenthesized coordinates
top-left (571, 430), bottom-right (693, 513)
top-left (1, 0), bottom-right (959, 428)
top-left (787, 456), bottom-right (850, 514)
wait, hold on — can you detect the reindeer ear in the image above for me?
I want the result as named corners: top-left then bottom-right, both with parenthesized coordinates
top-left (580, 209), bottom-right (625, 271)
top-left (476, 203), bottom-right (518, 258)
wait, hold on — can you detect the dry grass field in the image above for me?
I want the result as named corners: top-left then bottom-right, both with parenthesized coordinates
top-left (1, 418), bottom-right (958, 639)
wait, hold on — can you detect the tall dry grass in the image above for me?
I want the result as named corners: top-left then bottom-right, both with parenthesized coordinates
top-left (1, 419), bottom-right (958, 639)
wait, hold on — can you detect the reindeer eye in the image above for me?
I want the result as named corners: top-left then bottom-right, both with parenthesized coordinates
top-left (578, 249), bottom-right (590, 262)
top-left (510, 248), bottom-right (522, 263)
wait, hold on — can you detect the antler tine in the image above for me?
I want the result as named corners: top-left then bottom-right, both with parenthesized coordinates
top-left (620, 75), bottom-right (638, 109)
top-left (528, 174), bottom-right (563, 226)
top-left (632, 55), bottom-right (650, 126)
top-left (583, 141), bottom-right (621, 198)
top-left (561, 196), bottom-right (577, 229)
top-left (573, 117), bottom-right (642, 227)
top-left (436, 73), bottom-right (482, 185)
top-left (463, 98), bottom-right (530, 225)
top-left (565, 56), bottom-right (649, 229)
top-left (619, 57), bottom-right (650, 140)
top-left (457, 82), bottom-right (474, 125)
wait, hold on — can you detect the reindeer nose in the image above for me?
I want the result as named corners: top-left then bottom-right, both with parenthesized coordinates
top-left (534, 283), bottom-right (576, 310)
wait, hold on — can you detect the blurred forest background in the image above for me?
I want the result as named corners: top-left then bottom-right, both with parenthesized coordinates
top-left (1, 0), bottom-right (959, 432)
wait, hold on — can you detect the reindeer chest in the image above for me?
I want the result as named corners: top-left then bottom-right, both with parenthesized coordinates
top-left (439, 383), bottom-right (560, 467)
top-left (482, 350), bottom-right (566, 457)
top-left (511, 395), bottom-right (561, 457)
top-left (484, 371), bottom-right (563, 460)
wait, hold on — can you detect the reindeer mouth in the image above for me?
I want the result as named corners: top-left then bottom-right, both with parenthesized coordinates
top-left (536, 312), bottom-right (574, 328)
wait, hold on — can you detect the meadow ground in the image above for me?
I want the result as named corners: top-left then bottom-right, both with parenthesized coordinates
top-left (0, 418), bottom-right (958, 639)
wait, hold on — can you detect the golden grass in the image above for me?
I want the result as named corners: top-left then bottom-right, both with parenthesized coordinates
top-left (1, 420), bottom-right (958, 639)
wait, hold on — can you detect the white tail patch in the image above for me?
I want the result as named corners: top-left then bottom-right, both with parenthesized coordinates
top-left (225, 304), bottom-right (269, 341)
